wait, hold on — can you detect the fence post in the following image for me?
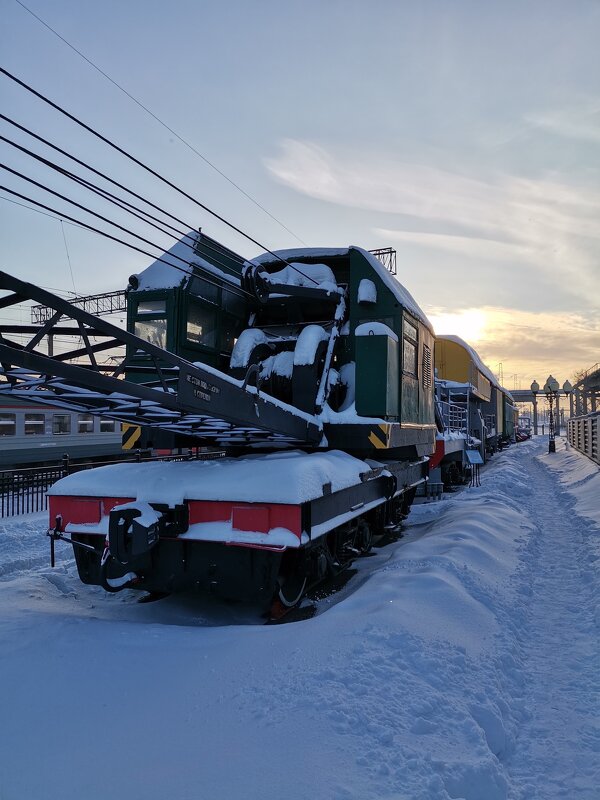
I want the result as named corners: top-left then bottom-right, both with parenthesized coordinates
top-left (62, 453), bottom-right (70, 476)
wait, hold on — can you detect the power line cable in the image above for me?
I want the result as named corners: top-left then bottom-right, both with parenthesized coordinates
top-left (0, 68), bottom-right (317, 285)
top-left (12, 0), bottom-right (307, 246)
top-left (1, 191), bottom-right (84, 229)
top-left (0, 185), bottom-right (254, 301)
top-left (4, 162), bottom-right (256, 292)
top-left (2, 113), bottom-right (217, 245)
top-left (60, 218), bottom-right (77, 294)
top-left (1, 163), bottom-right (251, 296)
top-left (1, 116), bottom-right (316, 286)
top-left (1, 119), bottom-right (272, 275)
top-left (1, 133), bottom-right (251, 280)
top-left (1, 161), bottom-right (194, 265)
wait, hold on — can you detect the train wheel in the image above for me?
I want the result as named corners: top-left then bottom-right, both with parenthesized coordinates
top-left (275, 551), bottom-right (308, 608)
top-left (277, 572), bottom-right (307, 608)
top-left (356, 520), bottom-right (373, 554)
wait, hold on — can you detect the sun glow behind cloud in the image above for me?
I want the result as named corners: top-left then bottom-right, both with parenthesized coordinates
top-left (427, 308), bottom-right (487, 343)
top-left (425, 305), bottom-right (600, 386)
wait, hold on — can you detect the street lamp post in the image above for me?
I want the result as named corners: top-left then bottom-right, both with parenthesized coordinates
top-left (543, 375), bottom-right (560, 453)
top-left (563, 380), bottom-right (573, 421)
top-left (530, 380), bottom-right (540, 435)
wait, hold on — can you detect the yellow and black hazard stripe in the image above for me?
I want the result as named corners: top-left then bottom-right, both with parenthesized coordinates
top-left (368, 423), bottom-right (391, 450)
top-left (121, 423), bottom-right (142, 451)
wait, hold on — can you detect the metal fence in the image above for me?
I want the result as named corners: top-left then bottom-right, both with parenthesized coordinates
top-left (0, 449), bottom-right (225, 518)
top-left (0, 464), bottom-right (64, 517)
top-left (567, 412), bottom-right (599, 465)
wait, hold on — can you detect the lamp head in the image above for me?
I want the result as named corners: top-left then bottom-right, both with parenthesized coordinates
top-left (530, 379), bottom-right (539, 394)
top-left (562, 379), bottom-right (573, 393)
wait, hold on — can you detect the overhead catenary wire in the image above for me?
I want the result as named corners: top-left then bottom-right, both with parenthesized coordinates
top-left (1, 119), bottom-right (293, 280)
top-left (0, 186), bottom-right (250, 304)
top-left (1, 161), bottom-right (203, 270)
top-left (2, 114), bottom-right (218, 248)
top-left (0, 191), bottom-right (87, 231)
top-left (60, 219), bottom-right (76, 293)
top-left (0, 135), bottom-right (265, 285)
top-left (0, 162), bottom-right (228, 282)
top-left (0, 68), bottom-right (318, 286)
top-left (1, 125), bottom-right (245, 274)
top-left (12, 0), bottom-right (308, 247)
top-left (1, 162), bottom-right (264, 296)
top-left (0, 185), bottom-right (255, 303)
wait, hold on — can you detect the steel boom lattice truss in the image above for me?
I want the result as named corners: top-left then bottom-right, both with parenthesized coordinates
top-left (0, 272), bottom-right (322, 448)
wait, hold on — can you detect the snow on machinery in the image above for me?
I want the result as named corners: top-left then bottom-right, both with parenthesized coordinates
top-left (0, 232), bottom-right (436, 608)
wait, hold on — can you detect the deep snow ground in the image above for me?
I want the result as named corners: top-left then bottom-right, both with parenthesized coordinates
top-left (0, 437), bottom-right (598, 800)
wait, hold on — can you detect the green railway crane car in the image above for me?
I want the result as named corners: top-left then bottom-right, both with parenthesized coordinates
top-left (0, 233), bottom-right (437, 610)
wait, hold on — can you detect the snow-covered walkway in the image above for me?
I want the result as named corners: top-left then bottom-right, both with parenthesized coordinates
top-left (0, 437), bottom-right (598, 800)
top-left (501, 447), bottom-right (600, 798)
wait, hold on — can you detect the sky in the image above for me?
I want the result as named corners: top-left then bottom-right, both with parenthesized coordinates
top-left (1, 0), bottom-right (599, 388)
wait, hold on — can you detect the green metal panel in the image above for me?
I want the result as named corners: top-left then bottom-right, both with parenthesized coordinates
top-left (503, 395), bottom-right (516, 437)
top-left (401, 374), bottom-right (419, 420)
top-left (347, 248), bottom-right (434, 428)
top-left (355, 334), bottom-right (399, 418)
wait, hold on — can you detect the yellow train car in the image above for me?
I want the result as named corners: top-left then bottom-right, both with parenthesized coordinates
top-left (435, 335), bottom-right (494, 402)
top-left (435, 335), bottom-right (506, 453)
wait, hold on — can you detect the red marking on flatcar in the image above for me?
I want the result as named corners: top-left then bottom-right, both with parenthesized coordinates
top-left (187, 500), bottom-right (301, 537)
top-left (49, 496), bottom-right (302, 540)
top-left (49, 496), bottom-right (134, 529)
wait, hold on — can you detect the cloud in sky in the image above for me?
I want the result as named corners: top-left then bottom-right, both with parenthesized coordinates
top-left (525, 99), bottom-right (600, 145)
top-left (426, 305), bottom-right (600, 385)
top-left (265, 139), bottom-right (600, 308)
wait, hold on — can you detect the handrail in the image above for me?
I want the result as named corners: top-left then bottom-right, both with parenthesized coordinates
top-left (567, 412), bottom-right (599, 465)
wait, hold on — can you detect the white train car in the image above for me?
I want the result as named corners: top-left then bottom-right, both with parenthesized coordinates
top-left (0, 397), bottom-right (123, 468)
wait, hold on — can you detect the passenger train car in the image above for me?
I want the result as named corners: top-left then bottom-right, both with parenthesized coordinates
top-left (0, 397), bottom-right (123, 469)
top-left (431, 335), bottom-right (517, 484)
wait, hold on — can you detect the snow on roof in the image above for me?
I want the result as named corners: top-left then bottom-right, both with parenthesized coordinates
top-left (355, 321), bottom-right (398, 342)
top-left (435, 379), bottom-right (473, 390)
top-left (437, 335), bottom-right (501, 389)
top-left (48, 449), bottom-right (373, 506)
top-left (253, 247), bottom-right (350, 264)
top-left (253, 246), bottom-right (433, 332)
top-left (266, 262), bottom-right (337, 289)
top-left (131, 231), bottom-right (241, 291)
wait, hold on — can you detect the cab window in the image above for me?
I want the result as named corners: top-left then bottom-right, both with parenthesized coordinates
top-left (133, 297), bottom-right (168, 349)
top-left (187, 299), bottom-right (217, 348)
top-left (402, 317), bottom-right (418, 377)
